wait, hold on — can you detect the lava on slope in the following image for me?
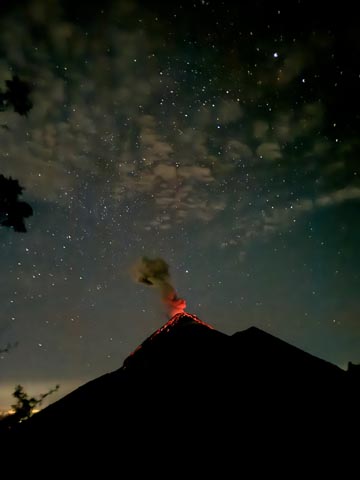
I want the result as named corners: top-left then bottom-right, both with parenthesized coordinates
top-left (124, 312), bottom-right (214, 364)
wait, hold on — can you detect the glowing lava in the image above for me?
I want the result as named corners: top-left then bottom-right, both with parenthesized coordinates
top-left (132, 256), bottom-right (187, 317)
top-left (162, 287), bottom-right (186, 317)
top-left (125, 312), bottom-right (214, 364)
top-left (151, 312), bottom-right (214, 339)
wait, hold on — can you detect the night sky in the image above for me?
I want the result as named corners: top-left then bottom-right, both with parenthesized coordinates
top-left (1, 0), bottom-right (359, 410)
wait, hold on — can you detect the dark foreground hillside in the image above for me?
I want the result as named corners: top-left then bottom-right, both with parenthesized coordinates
top-left (2, 313), bottom-right (358, 471)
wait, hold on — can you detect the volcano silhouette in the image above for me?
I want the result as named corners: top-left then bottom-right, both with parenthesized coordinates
top-left (3, 313), bottom-right (358, 468)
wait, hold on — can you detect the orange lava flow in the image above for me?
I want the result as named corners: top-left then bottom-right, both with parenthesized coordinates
top-left (124, 312), bottom-right (213, 366)
top-left (151, 312), bottom-right (214, 339)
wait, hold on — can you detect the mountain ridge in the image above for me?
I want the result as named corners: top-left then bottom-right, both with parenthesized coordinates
top-left (2, 312), bottom-right (358, 469)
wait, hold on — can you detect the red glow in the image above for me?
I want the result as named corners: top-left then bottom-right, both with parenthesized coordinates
top-left (125, 312), bottom-right (213, 365)
top-left (165, 292), bottom-right (187, 317)
top-left (152, 312), bottom-right (214, 338)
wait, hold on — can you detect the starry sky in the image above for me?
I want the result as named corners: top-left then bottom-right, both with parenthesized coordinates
top-left (0, 0), bottom-right (359, 409)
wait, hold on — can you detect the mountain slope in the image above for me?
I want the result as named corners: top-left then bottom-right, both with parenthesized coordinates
top-left (3, 313), bottom-right (358, 468)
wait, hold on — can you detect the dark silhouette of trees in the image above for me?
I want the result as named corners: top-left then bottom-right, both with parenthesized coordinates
top-left (0, 76), bottom-right (43, 437)
top-left (0, 174), bottom-right (33, 232)
top-left (0, 75), bottom-right (34, 232)
top-left (10, 384), bottom-right (60, 422)
top-left (0, 75), bottom-right (32, 116)
top-left (0, 384), bottom-right (59, 434)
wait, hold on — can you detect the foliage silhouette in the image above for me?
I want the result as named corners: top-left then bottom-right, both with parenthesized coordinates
top-left (0, 384), bottom-right (59, 434)
top-left (0, 75), bottom-right (34, 231)
top-left (11, 384), bottom-right (60, 422)
top-left (0, 75), bottom-right (32, 116)
top-left (0, 174), bottom-right (33, 232)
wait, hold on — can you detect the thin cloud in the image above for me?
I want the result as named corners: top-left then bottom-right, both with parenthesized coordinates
top-left (0, 0), bottom-right (355, 250)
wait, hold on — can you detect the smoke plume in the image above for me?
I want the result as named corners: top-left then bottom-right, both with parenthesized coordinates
top-left (132, 257), bottom-right (186, 317)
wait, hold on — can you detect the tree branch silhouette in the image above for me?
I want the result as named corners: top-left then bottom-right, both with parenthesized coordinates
top-left (0, 75), bottom-right (33, 116)
top-left (0, 75), bottom-right (34, 232)
top-left (0, 384), bottom-right (60, 434)
top-left (0, 174), bottom-right (33, 232)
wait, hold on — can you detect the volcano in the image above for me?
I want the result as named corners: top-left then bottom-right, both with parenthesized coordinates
top-left (2, 313), bottom-right (358, 468)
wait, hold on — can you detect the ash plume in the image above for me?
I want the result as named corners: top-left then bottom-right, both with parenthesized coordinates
top-left (132, 257), bottom-right (186, 317)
